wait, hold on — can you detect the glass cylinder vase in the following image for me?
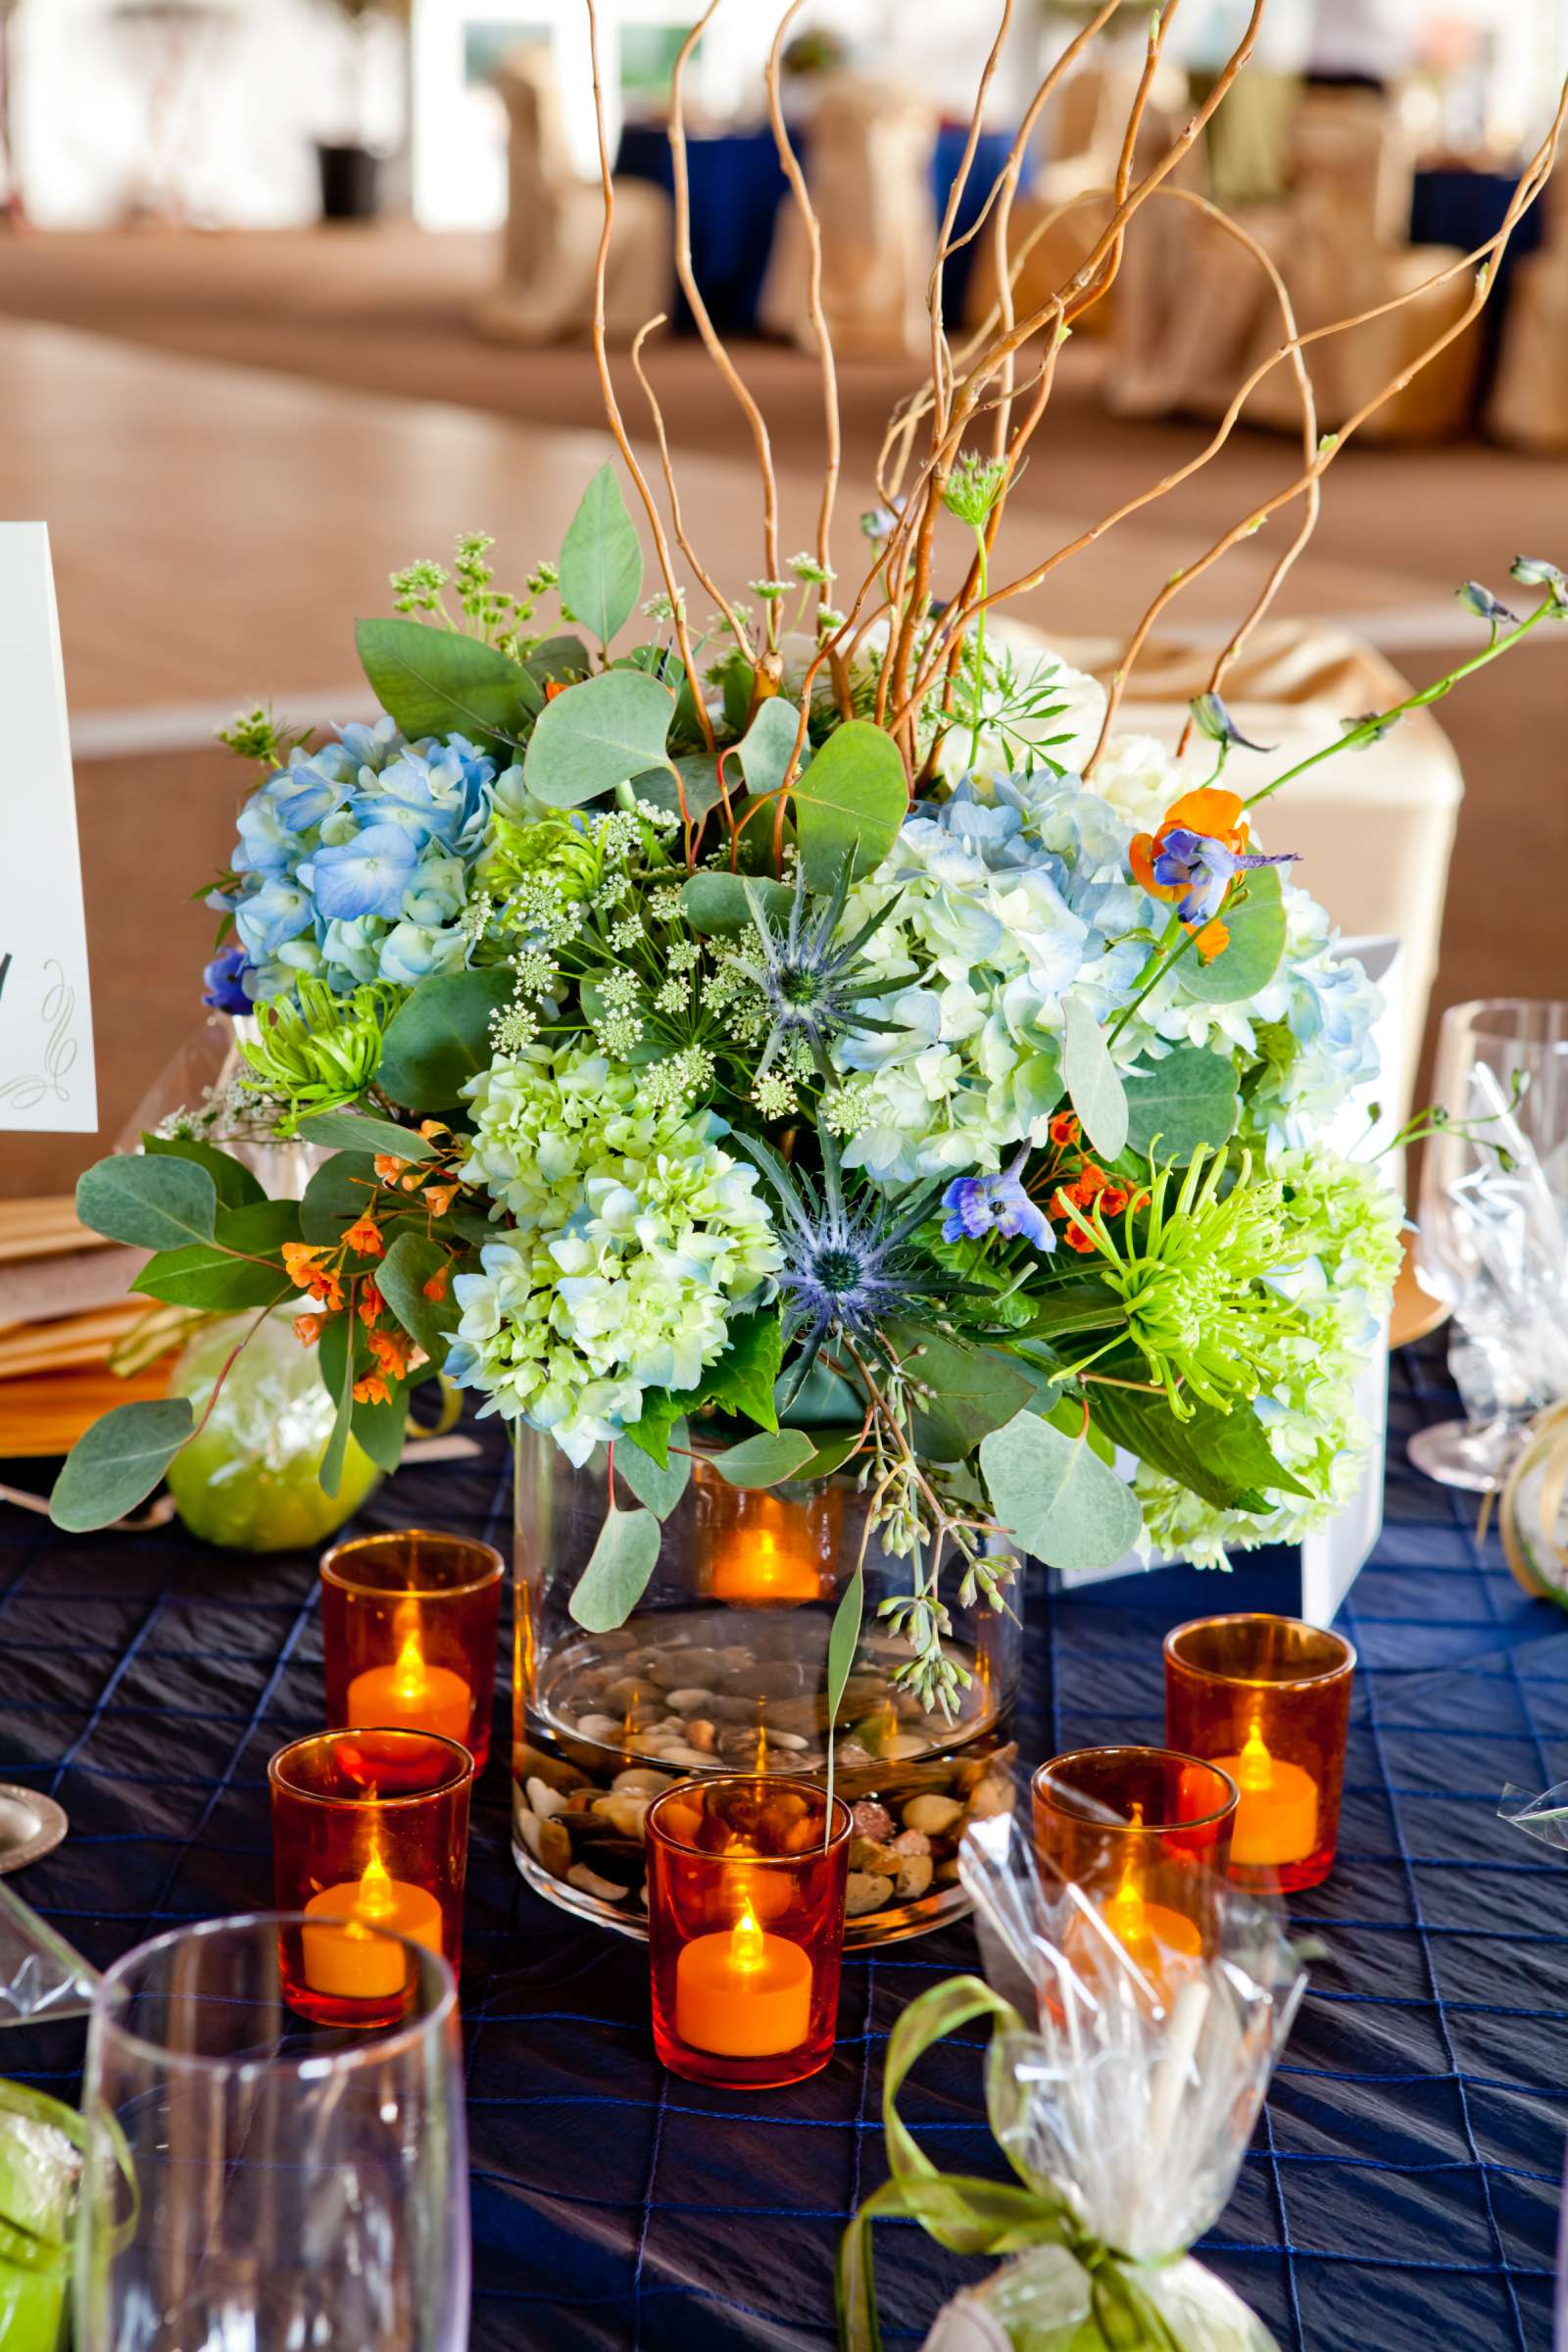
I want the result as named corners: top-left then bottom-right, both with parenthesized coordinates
top-left (512, 1427), bottom-right (1022, 1948)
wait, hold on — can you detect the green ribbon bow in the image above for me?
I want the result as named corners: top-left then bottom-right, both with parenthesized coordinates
top-left (837, 1975), bottom-right (1264, 2352)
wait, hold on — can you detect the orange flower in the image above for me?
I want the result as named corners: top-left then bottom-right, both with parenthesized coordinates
top-left (418, 1119), bottom-right (450, 1141)
top-left (1062, 1222), bottom-right (1100, 1253)
top-left (353, 1370), bottom-right (393, 1407)
top-left (358, 1281), bottom-right (384, 1328)
top-left (1129, 787), bottom-right (1253, 905)
top-left (422, 1183), bottom-right (459, 1218)
top-left (544, 679), bottom-right (570, 702)
top-left (343, 1213), bottom-right (384, 1259)
top-left (421, 1268), bottom-right (450, 1303)
top-left (1193, 917), bottom-right (1230, 962)
top-left (1048, 1111), bottom-right (1080, 1148)
top-left (368, 1326), bottom-right (412, 1377)
top-left (281, 1241), bottom-right (327, 1286)
top-left (292, 1311), bottom-right (325, 1348)
top-left (373, 1152), bottom-right (407, 1183)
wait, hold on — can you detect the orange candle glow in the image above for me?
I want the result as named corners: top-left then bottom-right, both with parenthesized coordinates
top-left (673, 1897), bottom-right (813, 2058)
top-left (1213, 1718), bottom-right (1319, 1869)
top-left (347, 1624), bottom-right (471, 1747)
top-left (301, 1843), bottom-right (443, 1999)
top-left (710, 1517), bottom-right (822, 1604)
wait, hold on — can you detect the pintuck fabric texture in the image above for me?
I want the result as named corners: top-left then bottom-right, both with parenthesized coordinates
top-left (0, 1337), bottom-right (1563, 2351)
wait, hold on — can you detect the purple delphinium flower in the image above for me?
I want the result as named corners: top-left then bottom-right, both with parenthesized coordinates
top-left (201, 945), bottom-right (253, 1013)
top-left (941, 1152), bottom-right (1054, 1251)
top-left (1150, 828), bottom-right (1298, 927)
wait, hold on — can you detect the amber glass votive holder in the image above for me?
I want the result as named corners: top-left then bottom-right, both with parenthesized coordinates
top-left (645, 1776), bottom-right (851, 2089)
top-left (269, 1728), bottom-right (474, 2028)
top-left (320, 1528), bottom-right (502, 1771)
top-left (1031, 1744), bottom-right (1239, 1965)
top-left (1164, 1613), bottom-right (1355, 1892)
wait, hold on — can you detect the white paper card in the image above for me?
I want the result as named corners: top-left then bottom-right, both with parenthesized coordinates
top-left (0, 522), bottom-right (97, 1133)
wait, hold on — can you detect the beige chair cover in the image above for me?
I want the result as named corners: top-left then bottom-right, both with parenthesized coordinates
top-left (476, 45), bottom-right (672, 347)
top-left (1103, 87), bottom-right (1482, 441)
top-left (1058, 622), bottom-right (1463, 1116)
top-left (1487, 173), bottom-right (1568, 451)
top-left (760, 76), bottom-right (937, 363)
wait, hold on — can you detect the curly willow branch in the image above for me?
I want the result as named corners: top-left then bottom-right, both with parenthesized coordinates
top-left (765, 0), bottom-right (843, 654)
top-left (582, 0), bottom-right (713, 754)
top-left (627, 316), bottom-right (754, 659)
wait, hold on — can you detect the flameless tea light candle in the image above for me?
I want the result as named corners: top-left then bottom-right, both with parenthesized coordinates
top-left (1031, 1745), bottom-right (1238, 1964)
top-left (646, 1776), bottom-right (850, 2088)
top-left (270, 1727), bottom-right (474, 2027)
top-left (1164, 1613), bottom-right (1354, 1892)
top-left (320, 1529), bottom-right (502, 1771)
top-left (705, 1487), bottom-right (829, 1606)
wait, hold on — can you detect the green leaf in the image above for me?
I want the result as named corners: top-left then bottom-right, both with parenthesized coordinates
top-left (825, 1566), bottom-right (863, 1733)
top-left (1061, 995), bottom-right (1128, 1162)
top-left (50, 1398), bottom-right (195, 1532)
top-left (522, 669), bottom-right (674, 808)
top-left (523, 632), bottom-right (592, 689)
top-left (738, 698), bottom-right (806, 799)
top-left (979, 1407), bottom-right (1143, 1573)
top-left (782, 1357), bottom-right (864, 1426)
top-left (296, 1108), bottom-right (435, 1160)
top-left (355, 617), bottom-right (532, 752)
top-left (800, 1428), bottom-right (862, 1480)
top-left (1087, 1385), bottom-right (1311, 1511)
top-left (791, 719), bottom-right (906, 890)
top-left (1121, 1046), bottom-right (1240, 1163)
top-left (300, 1152), bottom-right (382, 1249)
top-left (883, 1319), bottom-right (1037, 1463)
top-left (377, 1230), bottom-right (461, 1364)
top-left (75, 1154), bottom-right (218, 1252)
top-left (633, 754), bottom-right (722, 829)
top-left (318, 1303), bottom-right (359, 1499)
top-left (1179, 864), bottom-right (1287, 1005)
top-left (619, 1314), bottom-right (783, 1465)
top-left (134, 1199), bottom-right (303, 1311)
top-left (558, 462), bottom-right (643, 647)
top-left (610, 1422), bottom-right (691, 1519)
top-left (142, 1136), bottom-right (266, 1212)
top-left (681, 871), bottom-right (795, 934)
top-left (710, 1428), bottom-right (820, 1487)
top-left (569, 1504), bottom-right (662, 1633)
top-left (377, 966), bottom-right (515, 1109)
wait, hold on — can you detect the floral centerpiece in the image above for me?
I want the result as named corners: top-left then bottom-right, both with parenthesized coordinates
top-left (48, 1), bottom-right (1566, 1892)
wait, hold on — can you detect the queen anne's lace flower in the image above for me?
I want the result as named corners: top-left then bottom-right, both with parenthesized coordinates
top-left (448, 1046), bottom-right (780, 1459)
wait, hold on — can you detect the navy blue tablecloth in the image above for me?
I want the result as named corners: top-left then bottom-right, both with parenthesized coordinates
top-left (1, 1335), bottom-right (1564, 2350)
top-left (615, 121), bottom-right (1027, 335)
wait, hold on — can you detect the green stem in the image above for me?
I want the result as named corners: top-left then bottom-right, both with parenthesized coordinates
top-left (1245, 593), bottom-right (1558, 809)
top-left (966, 527), bottom-right (989, 768)
top-left (1106, 910), bottom-right (1189, 1044)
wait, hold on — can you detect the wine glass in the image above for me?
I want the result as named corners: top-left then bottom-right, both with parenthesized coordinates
top-left (74, 1913), bottom-right (469, 2352)
top-left (1411, 1000), bottom-right (1568, 1490)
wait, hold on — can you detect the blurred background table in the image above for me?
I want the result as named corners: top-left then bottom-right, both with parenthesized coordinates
top-left (0, 1335), bottom-right (1563, 2350)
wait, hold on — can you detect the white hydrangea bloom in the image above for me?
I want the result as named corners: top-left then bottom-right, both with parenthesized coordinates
top-left (1089, 731), bottom-right (1185, 834)
top-left (447, 1046), bottom-right (780, 1460)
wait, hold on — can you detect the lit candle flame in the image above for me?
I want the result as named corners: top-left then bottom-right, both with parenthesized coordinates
top-left (1237, 1717), bottom-right (1273, 1795)
top-left (392, 1629), bottom-right (428, 1702)
top-left (730, 1900), bottom-right (764, 1976)
top-left (1106, 1802), bottom-right (1147, 1946)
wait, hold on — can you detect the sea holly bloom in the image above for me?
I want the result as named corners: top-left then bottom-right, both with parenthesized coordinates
top-left (941, 1152), bottom-right (1055, 1250)
top-left (1129, 787), bottom-right (1298, 956)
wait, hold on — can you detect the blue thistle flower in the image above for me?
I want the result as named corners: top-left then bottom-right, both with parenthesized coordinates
top-left (732, 861), bottom-right (905, 1086)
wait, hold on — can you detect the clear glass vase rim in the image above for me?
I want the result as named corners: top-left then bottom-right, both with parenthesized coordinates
top-left (1442, 997), bottom-right (1568, 1049)
top-left (90, 1910), bottom-right (458, 2077)
top-left (1163, 1612), bottom-right (1356, 1688)
top-left (320, 1528), bottom-right (504, 1599)
top-left (646, 1773), bottom-right (853, 1861)
top-left (269, 1727), bottom-right (475, 1805)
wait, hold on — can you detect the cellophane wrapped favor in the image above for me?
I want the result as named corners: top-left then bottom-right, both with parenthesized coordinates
top-left (839, 1818), bottom-right (1310, 2352)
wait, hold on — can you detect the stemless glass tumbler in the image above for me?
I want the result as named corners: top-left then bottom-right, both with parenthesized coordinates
top-left (74, 1913), bottom-right (468, 2352)
top-left (320, 1529), bottom-right (502, 1769)
top-left (1031, 1745), bottom-right (1239, 1968)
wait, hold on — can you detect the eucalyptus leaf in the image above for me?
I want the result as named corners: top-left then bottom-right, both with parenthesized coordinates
top-left (377, 1230), bottom-right (461, 1365)
top-left (133, 1199), bottom-right (303, 1312)
top-left (142, 1136), bottom-right (266, 1211)
top-left (710, 1429), bottom-right (819, 1487)
top-left (738, 698), bottom-right (806, 799)
top-left (979, 1407), bottom-right (1142, 1573)
top-left (611, 1421), bottom-right (692, 1519)
top-left (355, 617), bottom-right (532, 752)
top-left (296, 1107), bottom-right (435, 1160)
top-left (558, 463), bottom-right (644, 647)
top-left (681, 871), bottom-right (795, 934)
top-left (633, 755), bottom-right (722, 827)
top-left (300, 1152), bottom-right (382, 1249)
top-left (825, 1568), bottom-right (863, 1736)
top-left (883, 1319), bottom-right (1037, 1463)
top-left (1060, 996), bottom-right (1128, 1162)
top-left (523, 632), bottom-right (592, 688)
top-left (76, 1154), bottom-right (218, 1252)
top-left (800, 1428), bottom-right (863, 1480)
top-left (318, 1303), bottom-right (358, 1499)
top-left (568, 1505), bottom-right (662, 1633)
top-left (522, 668), bottom-right (675, 808)
top-left (1178, 865), bottom-right (1287, 1005)
top-left (50, 1398), bottom-right (195, 1532)
top-left (792, 719), bottom-right (906, 890)
top-left (377, 966), bottom-right (515, 1109)
top-left (1121, 1046), bottom-right (1240, 1163)
top-left (319, 1304), bottom-right (409, 1476)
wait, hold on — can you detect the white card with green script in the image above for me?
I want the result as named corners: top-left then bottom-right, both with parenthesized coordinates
top-left (0, 523), bottom-right (97, 1133)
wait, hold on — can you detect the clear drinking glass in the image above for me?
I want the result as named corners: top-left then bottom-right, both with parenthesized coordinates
top-left (1412, 1000), bottom-right (1568, 1489)
top-left (74, 1912), bottom-right (468, 2352)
